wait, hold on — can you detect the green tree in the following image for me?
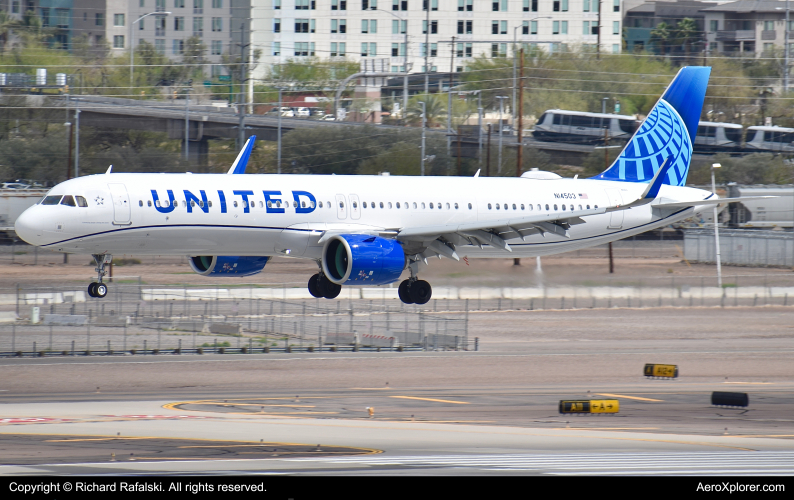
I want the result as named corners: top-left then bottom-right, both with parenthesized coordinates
top-left (405, 94), bottom-right (447, 127)
top-left (674, 18), bottom-right (700, 59)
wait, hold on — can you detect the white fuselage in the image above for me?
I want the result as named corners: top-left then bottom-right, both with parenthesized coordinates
top-left (14, 173), bottom-right (713, 260)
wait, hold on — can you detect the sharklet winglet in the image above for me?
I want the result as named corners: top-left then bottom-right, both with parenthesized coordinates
top-left (227, 135), bottom-right (257, 174)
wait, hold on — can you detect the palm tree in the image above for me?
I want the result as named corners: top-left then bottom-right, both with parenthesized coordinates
top-left (649, 22), bottom-right (672, 56)
top-left (406, 94), bottom-right (447, 128)
top-left (0, 10), bottom-right (14, 53)
top-left (675, 18), bottom-right (700, 59)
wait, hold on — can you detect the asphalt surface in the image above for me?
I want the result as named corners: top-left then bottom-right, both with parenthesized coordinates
top-left (1, 307), bottom-right (793, 475)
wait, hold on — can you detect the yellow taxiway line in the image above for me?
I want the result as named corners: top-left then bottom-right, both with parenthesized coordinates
top-left (596, 393), bottom-right (664, 402)
top-left (389, 396), bottom-right (470, 404)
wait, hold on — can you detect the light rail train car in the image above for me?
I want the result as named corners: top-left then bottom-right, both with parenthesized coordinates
top-left (744, 126), bottom-right (794, 153)
top-left (532, 110), bottom-right (638, 143)
top-left (694, 122), bottom-right (743, 153)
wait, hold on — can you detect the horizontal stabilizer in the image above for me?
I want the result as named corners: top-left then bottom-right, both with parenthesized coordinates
top-left (654, 196), bottom-right (776, 209)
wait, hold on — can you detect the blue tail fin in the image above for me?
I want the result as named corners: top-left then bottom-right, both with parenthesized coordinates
top-left (227, 135), bottom-right (257, 174)
top-left (591, 66), bottom-right (711, 187)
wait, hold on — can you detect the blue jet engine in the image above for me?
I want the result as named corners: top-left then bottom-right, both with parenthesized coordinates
top-left (322, 234), bottom-right (406, 286)
top-left (189, 256), bottom-right (270, 277)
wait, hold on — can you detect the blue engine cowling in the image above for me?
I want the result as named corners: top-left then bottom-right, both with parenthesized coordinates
top-left (322, 234), bottom-right (405, 286)
top-left (189, 256), bottom-right (270, 277)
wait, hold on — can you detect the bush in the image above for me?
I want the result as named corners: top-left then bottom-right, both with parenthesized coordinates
top-left (218, 347), bottom-right (225, 354)
top-left (130, 349), bottom-right (137, 355)
top-left (197, 347), bottom-right (203, 354)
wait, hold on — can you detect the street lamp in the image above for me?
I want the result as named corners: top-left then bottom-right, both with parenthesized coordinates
top-left (495, 95), bottom-right (508, 175)
top-left (130, 11), bottom-right (171, 97)
top-left (711, 162), bottom-right (723, 288)
top-left (513, 17), bottom-right (550, 130)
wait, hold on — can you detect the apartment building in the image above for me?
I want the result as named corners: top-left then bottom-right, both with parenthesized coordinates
top-left (702, 0), bottom-right (794, 57)
top-left (247, 0), bottom-right (624, 80)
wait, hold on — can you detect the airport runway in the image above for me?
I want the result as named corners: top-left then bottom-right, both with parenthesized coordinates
top-left (1, 307), bottom-right (793, 475)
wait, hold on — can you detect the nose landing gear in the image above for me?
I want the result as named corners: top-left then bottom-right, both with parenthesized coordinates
top-left (87, 254), bottom-right (112, 299)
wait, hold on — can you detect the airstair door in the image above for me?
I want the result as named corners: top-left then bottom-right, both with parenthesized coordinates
top-left (605, 188), bottom-right (623, 229)
top-left (108, 183), bottom-right (131, 225)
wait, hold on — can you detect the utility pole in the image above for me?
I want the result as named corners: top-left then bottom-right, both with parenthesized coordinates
top-left (477, 91), bottom-right (483, 165)
top-left (496, 95), bottom-right (507, 174)
top-left (516, 48), bottom-right (524, 178)
top-left (486, 124), bottom-right (492, 177)
top-left (237, 22), bottom-right (248, 150)
top-left (447, 36), bottom-right (456, 132)
top-left (786, 0), bottom-right (790, 93)
top-left (420, 101), bottom-right (427, 175)
top-left (457, 128), bottom-right (462, 175)
top-left (74, 108), bottom-right (80, 177)
top-left (277, 87), bottom-right (283, 174)
top-left (424, 0), bottom-right (430, 95)
top-left (184, 85), bottom-right (191, 162)
top-left (596, 0), bottom-right (602, 60)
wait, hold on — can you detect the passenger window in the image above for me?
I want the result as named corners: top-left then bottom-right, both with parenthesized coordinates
top-left (396, 202), bottom-right (400, 209)
top-left (578, 205), bottom-right (582, 210)
top-left (570, 205), bottom-right (574, 211)
top-left (421, 202), bottom-right (426, 209)
top-left (138, 200), bottom-right (143, 207)
top-left (429, 202), bottom-right (434, 209)
top-left (586, 205), bottom-right (590, 209)
top-left (147, 200), bottom-right (152, 207)
top-left (446, 203), bottom-right (450, 209)
top-left (404, 201), bottom-right (408, 208)
top-left (488, 203), bottom-right (492, 210)
top-left (302, 201), bottom-right (307, 208)
top-left (327, 201), bottom-right (331, 208)
top-left (503, 204), bottom-right (508, 210)
top-left (495, 204), bottom-right (500, 210)
top-left (363, 202), bottom-right (367, 208)
top-left (512, 204), bottom-right (516, 210)
top-left (200, 200), bottom-right (205, 208)
top-left (234, 201), bottom-right (238, 207)
top-left (259, 201), bottom-right (263, 208)
top-left (319, 201), bottom-right (323, 208)
top-left (183, 200), bottom-right (187, 207)
top-left (352, 202), bottom-right (357, 208)
top-left (191, 201), bottom-right (196, 207)
top-left (554, 204), bottom-right (558, 210)
top-left (413, 202), bottom-right (418, 209)
top-left (468, 203), bottom-right (472, 209)
top-left (545, 204), bottom-right (549, 210)
top-left (520, 204), bottom-right (524, 210)
top-left (155, 200), bottom-right (161, 207)
top-left (561, 204), bottom-right (565, 211)
top-left (528, 204), bottom-right (533, 211)
top-left (379, 202), bottom-right (384, 208)
top-left (594, 205), bottom-right (598, 208)
top-left (340, 202), bottom-right (344, 208)
top-left (537, 204), bottom-right (541, 211)
top-left (438, 203), bottom-right (442, 209)
top-left (267, 201), bottom-right (273, 208)
top-left (388, 202), bottom-right (392, 209)
top-left (208, 201), bottom-right (213, 207)
top-left (454, 203), bottom-right (458, 209)
top-left (292, 201), bottom-right (297, 208)
top-left (61, 195), bottom-right (76, 207)
top-left (76, 196), bottom-right (88, 207)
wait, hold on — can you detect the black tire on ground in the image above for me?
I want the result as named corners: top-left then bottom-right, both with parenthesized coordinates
top-left (410, 280), bottom-right (432, 305)
top-left (398, 280), bottom-right (414, 304)
top-left (308, 274), bottom-right (322, 298)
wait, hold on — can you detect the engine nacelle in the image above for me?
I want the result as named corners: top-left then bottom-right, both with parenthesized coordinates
top-left (322, 234), bottom-right (405, 286)
top-left (189, 256), bottom-right (270, 277)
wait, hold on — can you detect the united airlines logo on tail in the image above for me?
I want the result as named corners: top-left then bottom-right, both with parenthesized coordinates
top-left (610, 99), bottom-right (692, 186)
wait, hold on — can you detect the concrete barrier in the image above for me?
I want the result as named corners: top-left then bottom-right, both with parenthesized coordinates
top-left (209, 323), bottom-right (240, 335)
top-left (43, 314), bottom-right (88, 326)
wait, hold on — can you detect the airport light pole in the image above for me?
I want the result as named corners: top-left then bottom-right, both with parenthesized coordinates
top-left (277, 87), bottom-right (284, 174)
top-left (379, 9), bottom-right (410, 121)
top-left (130, 11), bottom-right (171, 98)
top-left (496, 96), bottom-right (508, 175)
top-left (711, 163), bottom-right (723, 288)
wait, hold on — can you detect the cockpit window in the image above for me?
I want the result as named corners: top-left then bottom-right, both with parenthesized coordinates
top-left (76, 196), bottom-right (88, 207)
top-left (41, 195), bottom-right (62, 205)
top-left (60, 195), bottom-right (76, 207)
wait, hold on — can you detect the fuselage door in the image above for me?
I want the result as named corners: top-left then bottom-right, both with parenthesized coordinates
top-left (349, 194), bottom-right (361, 220)
top-left (108, 183), bottom-right (131, 225)
top-left (335, 194), bottom-right (348, 220)
top-left (605, 188), bottom-right (623, 229)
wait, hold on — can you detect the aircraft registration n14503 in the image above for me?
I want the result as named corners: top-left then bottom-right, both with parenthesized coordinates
top-left (14, 67), bottom-right (771, 304)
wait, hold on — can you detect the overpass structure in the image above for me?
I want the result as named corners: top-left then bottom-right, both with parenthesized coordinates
top-left (13, 94), bottom-right (630, 166)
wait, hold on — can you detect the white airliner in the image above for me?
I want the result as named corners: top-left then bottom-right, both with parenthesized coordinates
top-left (13, 67), bottom-right (766, 304)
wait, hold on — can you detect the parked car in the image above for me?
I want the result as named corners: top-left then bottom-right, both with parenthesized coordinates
top-left (294, 107), bottom-right (310, 117)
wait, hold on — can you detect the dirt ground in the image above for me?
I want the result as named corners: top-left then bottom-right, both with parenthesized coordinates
top-left (0, 239), bottom-right (792, 289)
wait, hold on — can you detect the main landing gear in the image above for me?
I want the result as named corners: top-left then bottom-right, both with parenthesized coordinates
top-left (397, 278), bottom-right (432, 305)
top-left (87, 254), bottom-right (112, 299)
top-left (308, 273), bottom-right (342, 299)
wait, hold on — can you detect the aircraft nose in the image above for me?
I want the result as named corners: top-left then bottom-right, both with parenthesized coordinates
top-left (14, 207), bottom-right (43, 246)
